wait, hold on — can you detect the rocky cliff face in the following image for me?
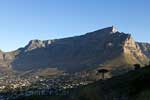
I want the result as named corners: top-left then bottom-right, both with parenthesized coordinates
top-left (24, 40), bottom-right (54, 52)
top-left (0, 51), bottom-right (16, 68)
top-left (123, 36), bottom-right (147, 64)
top-left (137, 42), bottom-right (150, 58)
top-left (0, 26), bottom-right (148, 73)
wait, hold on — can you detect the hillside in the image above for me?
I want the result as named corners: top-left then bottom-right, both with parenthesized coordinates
top-left (22, 65), bottom-right (150, 100)
top-left (69, 65), bottom-right (150, 100)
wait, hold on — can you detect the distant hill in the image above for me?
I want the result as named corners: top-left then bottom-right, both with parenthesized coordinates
top-left (0, 26), bottom-right (149, 76)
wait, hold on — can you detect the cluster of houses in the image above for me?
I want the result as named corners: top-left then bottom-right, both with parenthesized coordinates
top-left (0, 76), bottom-right (31, 92)
top-left (0, 72), bottom-right (93, 99)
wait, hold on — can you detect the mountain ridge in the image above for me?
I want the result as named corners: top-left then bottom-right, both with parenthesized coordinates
top-left (0, 26), bottom-right (149, 76)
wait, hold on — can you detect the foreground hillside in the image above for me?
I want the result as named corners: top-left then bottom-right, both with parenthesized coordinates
top-left (70, 65), bottom-right (150, 100)
top-left (21, 64), bottom-right (150, 100)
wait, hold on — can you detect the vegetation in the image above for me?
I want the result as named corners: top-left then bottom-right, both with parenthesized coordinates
top-left (18, 64), bottom-right (150, 100)
top-left (134, 64), bottom-right (141, 70)
top-left (73, 64), bottom-right (150, 100)
top-left (97, 69), bottom-right (109, 79)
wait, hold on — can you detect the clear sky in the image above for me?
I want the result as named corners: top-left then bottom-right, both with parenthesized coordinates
top-left (0, 0), bottom-right (149, 51)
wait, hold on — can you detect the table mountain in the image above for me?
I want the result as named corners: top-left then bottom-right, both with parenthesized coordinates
top-left (0, 26), bottom-right (149, 74)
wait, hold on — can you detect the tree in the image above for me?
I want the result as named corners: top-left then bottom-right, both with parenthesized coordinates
top-left (97, 69), bottom-right (109, 80)
top-left (134, 64), bottom-right (141, 70)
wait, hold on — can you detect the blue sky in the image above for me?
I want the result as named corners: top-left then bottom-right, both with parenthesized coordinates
top-left (0, 0), bottom-right (149, 51)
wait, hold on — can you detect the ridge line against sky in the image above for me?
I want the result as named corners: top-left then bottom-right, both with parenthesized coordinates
top-left (0, 0), bottom-right (149, 52)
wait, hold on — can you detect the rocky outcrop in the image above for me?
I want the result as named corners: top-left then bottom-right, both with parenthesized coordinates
top-left (137, 42), bottom-right (150, 58)
top-left (24, 40), bottom-right (55, 52)
top-left (0, 51), bottom-right (15, 68)
top-left (123, 36), bottom-right (147, 64)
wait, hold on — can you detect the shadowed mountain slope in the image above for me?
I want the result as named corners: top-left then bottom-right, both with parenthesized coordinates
top-left (0, 26), bottom-right (148, 73)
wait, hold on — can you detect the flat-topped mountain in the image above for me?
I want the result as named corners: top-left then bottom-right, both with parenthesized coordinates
top-left (0, 26), bottom-right (149, 75)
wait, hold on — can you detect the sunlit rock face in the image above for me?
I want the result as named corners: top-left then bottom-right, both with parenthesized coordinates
top-left (25, 40), bottom-right (45, 52)
top-left (0, 51), bottom-right (14, 68)
top-left (24, 40), bottom-right (55, 52)
top-left (111, 26), bottom-right (118, 33)
top-left (123, 36), bottom-right (148, 64)
top-left (0, 26), bottom-right (148, 73)
top-left (0, 51), bottom-right (4, 60)
top-left (137, 42), bottom-right (150, 58)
